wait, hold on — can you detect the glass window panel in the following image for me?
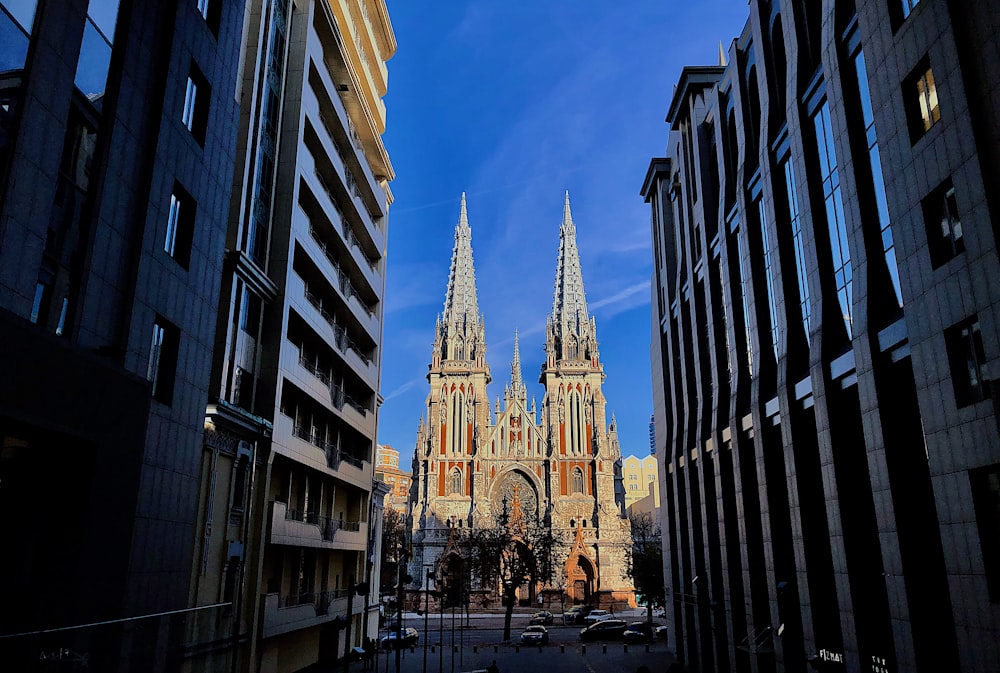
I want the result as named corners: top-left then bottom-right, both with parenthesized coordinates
top-left (0, 7), bottom-right (29, 72)
top-left (165, 193), bottom-right (181, 256)
top-left (74, 17), bottom-right (112, 98)
top-left (87, 0), bottom-right (121, 41)
top-left (1, 0), bottom-right (37, 33)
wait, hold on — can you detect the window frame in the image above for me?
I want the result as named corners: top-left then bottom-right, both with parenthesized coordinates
top-left (904, 58), bottom-right (940, 142)
top-left (182, 61), bottom-right (211, 145)
top-left (945, 317), bottom-right (990, 407)
top-left (148, 316), bottom-right (180, 405)
top-left (922, 178), bottom-right (964, 268)
top-left (164, 181), bottom-right (196, 267)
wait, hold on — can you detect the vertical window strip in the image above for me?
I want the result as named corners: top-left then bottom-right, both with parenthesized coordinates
top-left (718, 260), bottom-right (734, 380)
top-left (813, 103), bottom-right (853, 338)
top-left (735, 225), bottom-right (754, 375)
top-left (901, 0), bottom-right (920, 19)
top-left (854, 50), bottom-right (902, 307)
top-left (183, 77), bottom-right (198, 132)
top-left (165, 193), bottom-right (181, 256)
top-left (783, 161), bottom-right (811, 342)
top-left (758, 199), bottom-right (779, 356)
top-left (148, 322), bottom-right (166, 390)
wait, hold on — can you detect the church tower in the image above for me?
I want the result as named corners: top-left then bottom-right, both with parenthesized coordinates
top-left (411, 194), bottom-right (491, 567)
top-left (541, 192), bottom-right (631, 604)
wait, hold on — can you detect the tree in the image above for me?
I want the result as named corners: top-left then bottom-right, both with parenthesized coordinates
top-left (625, 510), bottom-right (664, 622)
top-left (460, 506), bottom-right (565, 642)
top-left (379, 507), bottom-right (408, 594)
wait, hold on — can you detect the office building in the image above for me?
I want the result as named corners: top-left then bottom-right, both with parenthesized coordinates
top-left (643, 1), bottom-right (1000, 671)
top-left (0, 0), bottom-right (247, 668)
top-left (194, 0), bottom-right (395, 671)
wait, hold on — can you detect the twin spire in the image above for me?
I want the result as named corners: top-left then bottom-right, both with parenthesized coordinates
top-left (439, 191), bottom-right (593, 377)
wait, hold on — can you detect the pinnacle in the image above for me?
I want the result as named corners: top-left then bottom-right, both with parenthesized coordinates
top-left (551, 191), bottom-right (590, 332)
top-left (442, 192), bottom-right (481, 330)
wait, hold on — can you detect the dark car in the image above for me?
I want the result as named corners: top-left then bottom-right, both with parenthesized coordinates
top-left (579, 619), bottom-right (628, 641)
top-left (519, 625), bottom-right (550, 645)
top-left (380, 627), bottom-right (419, 649)
top-left (622, 621), bottom-right (657, 644)
top-left (529, 610), bottom-right (554, 625)
top-left (562, 604), bottom-right (595, 625)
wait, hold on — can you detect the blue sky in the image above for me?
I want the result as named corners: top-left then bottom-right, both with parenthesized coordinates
top-left (377, 2), bottom-right (748, 467)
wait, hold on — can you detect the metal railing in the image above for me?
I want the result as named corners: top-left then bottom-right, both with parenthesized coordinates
top-left (297, 350), bottom-right (371, 416)
top-left (302, 287), bottom-right (374, 366)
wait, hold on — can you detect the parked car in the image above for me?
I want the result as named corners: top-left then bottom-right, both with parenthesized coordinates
top-left (622, 621), bottom-right (657, 644)
top-left (380, 627), bottom-right (419, 649)
top-left (562, 605), bottom-right (596, 624)
top-left (583, 609), bottom-right (612, 624)
top-left (529, 610), bottom-right (553, 625)
top-left (519, 625), bottom-right (550, 645)
top-left (579, 619), bottom-right (628, 641)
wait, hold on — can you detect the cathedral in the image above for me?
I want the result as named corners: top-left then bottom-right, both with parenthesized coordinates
top-left (405, 193), bottom-right (634, 610)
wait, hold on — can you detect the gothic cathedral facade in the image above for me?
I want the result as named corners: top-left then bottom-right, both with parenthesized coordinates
top-left (406, 193), bottom-right (634, 610)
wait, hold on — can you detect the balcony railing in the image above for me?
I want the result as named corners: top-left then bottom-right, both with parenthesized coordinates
top-left (297, 351), bottom-right (371, 416)
top-left (302, 287), bottom-right (374, 367)
top-left (280, 591), bottom-right (316, 609)
top-left (292, 424), bottom-right (369, 472)
top-left (305, 206), bottom-right (376, 320)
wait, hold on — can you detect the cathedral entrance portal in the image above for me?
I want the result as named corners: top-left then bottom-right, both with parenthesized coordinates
top-left (567, 555), bottom-right (594, 604)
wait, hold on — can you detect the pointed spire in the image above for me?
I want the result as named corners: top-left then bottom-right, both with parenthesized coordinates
top-left (718, 41), bottom-right (727, 67)
top-left (442, 192), bottom-right (481, 330)
top-left (509, 329), bottom-right (526, 399)
top-left (551, 191), bottom-right (590, 332)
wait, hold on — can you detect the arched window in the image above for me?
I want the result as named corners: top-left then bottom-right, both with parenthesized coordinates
top-left (454, 336), bottom-right (465, 360)
top-left (572, 467), bottom-right (584, 494)
top-left (566, 336), bottom-right (578, 360)
top-left (450, 391), bottom-right (465, 453)
top-left (449, 468), bottom-right (463, 495)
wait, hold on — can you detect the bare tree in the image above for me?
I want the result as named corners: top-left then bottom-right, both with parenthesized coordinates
top-left (625, 510), bottom-right (664, 622)
top-left (461, 508), bottom-right (565, 642)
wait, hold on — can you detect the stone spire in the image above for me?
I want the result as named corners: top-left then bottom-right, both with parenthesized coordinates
top-left (434, 193), bottom-right (488, 369)
top-left (443, 192), bottom-right (480, 328)
top-left (506, 329), bottom-right (526, 401)
top-left (551, 191), bottom-right (590, 331)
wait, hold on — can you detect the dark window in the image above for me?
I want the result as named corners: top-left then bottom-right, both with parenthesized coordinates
top-left (945, 317), bottom-right (990, 407)
top-left (197, 0), bottom-right (221, 34)
top-left (905, 59), bottom-right (940, 141)
top-left (449, 468), bottom-right (463, 495)
top-left (164, 182), bottom-right (195, 267)
top-left (183, 62), bottom-right (210, 145)
top-left (783, 159), bottom-right (811, 343)
top-left (148, 316), bottom-right (180, 405)
top-left (970, 464), bottom-right (1000, 602)
top-left (922, 179), bottom-right (964, 268)
top-left (572, 467), bottom-right (584, 494)
top-left (225, 283), bottom-right (263, 410)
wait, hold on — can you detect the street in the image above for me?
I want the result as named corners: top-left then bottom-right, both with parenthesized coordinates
top-left (358, 610), bottom-right (678, 673)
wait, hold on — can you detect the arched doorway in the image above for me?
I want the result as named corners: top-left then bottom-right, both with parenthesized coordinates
top-left (567, 554), bottom-right (595, 604)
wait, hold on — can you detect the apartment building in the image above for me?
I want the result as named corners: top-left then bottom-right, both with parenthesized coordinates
top-left (643, 1), bottom-right (1000, 672)
top-left (193, 1), bottom-right (395, 671)
top-left (374, 444), bottom-right (412, 513)
top-left (0, 0), bottom-right (247, 669)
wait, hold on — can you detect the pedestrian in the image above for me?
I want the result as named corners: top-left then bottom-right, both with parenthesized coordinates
top-left (487, 660), bottom-right (500, 673)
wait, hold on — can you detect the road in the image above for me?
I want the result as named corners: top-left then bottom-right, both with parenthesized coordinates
top-left (360, 610), bottom-right (678, 673)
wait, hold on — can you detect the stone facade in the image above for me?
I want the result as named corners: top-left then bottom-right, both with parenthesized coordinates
top-left (407, 194), bottom-right (634, 610)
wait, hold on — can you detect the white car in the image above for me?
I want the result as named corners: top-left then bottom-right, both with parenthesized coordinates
top-left (583, 609), bottom-right (611, 624)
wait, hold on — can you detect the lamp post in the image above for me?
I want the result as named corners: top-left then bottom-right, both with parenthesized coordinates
top-left (423, 570), bottom-right (434, 673)
top-left (438, 570), bottom-right (446, 673)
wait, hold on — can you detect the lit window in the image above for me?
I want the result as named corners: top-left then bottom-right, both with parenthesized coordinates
top-left (946, 317), bottom-right (990, 407)
top-left (922, 179), bottom-right (964, 268)
top-left (906, 60), bottom-right (940, 140)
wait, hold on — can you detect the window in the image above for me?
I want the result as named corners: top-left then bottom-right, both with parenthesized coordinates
top-left (197, 0), bottom-right (221, 34)
top-left (757, 198), bottom-right (779, 357)
top-left (900, 0), bottom-right (920, 20)
top-left (922, 179), bottom-right (964, 268)
top-left (945, 317), bottom-right (990, 407)
top-left (224, 284), bottom-right (262, 410)
top-left (148, 316), bottom-right (179, 405)
top-left (906, 59), bottom-right (940, 140)
top-left (449, 468), bottom-right (463, 496)
top-left (734, 221), bottom-right (754, 374)
top-left (164, 182), bottom-right (195, 267)
top-left (970, 464), bottom-right (1000, 602)
top-left (572, 467), bottom-right (584, 494)
top-left (812, 101), bottom-right (853, 339)
top-left (183, 62), bottom-right (210, 144)
top-left (853, 48), bottom-right (902, 307)
top-left (783, 159), bottom-right (811, 343)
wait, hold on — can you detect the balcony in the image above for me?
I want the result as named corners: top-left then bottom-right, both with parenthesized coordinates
top-left (262, 588), bottom-right (357, 639)
top-left (269, 500), bottom-right (367, 551)
top-left (273, 413), bottom-right (374, 492)
top-left (283, 343), bottom-right (375, 437)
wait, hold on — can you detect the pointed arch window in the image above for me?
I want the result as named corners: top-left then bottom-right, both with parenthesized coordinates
top-left (566, 336), bottom-right (578, 360)
top-left (572, 467), bottom-right (585, 494)
top-left (449, 467), bottom-right (464, 495)
top-left (450, 391), bottom-right (466, 454)
top-left (454, 336), bottom-right (465, 360)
